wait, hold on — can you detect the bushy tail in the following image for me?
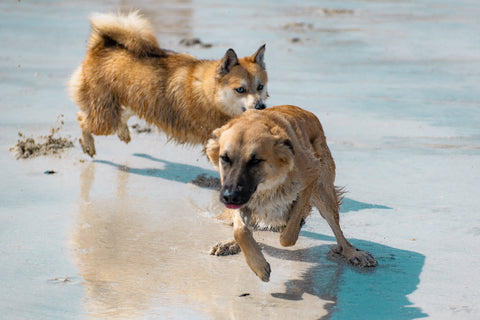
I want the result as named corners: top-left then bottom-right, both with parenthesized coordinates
top-left (88, 11), bottom-right (164, 57)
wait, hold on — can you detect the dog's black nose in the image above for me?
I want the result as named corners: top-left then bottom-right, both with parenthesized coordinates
top-left (255, 103), bottom-right (266, 110)
top-left (221, 188), bottom-right (242, 205)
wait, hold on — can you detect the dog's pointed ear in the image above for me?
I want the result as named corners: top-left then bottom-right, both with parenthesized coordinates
top-left (217, 48), bottom-right (239, 76)
top-left (206, 127), bottom-right (224, 170)
top-left (251, 44), bottom-right (266, 69)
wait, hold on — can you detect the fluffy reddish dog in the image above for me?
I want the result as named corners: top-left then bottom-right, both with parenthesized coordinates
top-left (69, 12), bottom-right (268, 157)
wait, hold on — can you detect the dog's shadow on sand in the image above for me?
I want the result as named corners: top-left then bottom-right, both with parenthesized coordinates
top-left (95, 153), bottom-right (391, 213)
top-left (94, 152), bottom-right (219, 185)
top-left (265, 233), bottom-right (427, 319)
top-left (94, 153), bottom-right (426, 319)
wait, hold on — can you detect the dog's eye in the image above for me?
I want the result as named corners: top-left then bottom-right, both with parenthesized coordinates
top-left (248, 157), bottom-right (264, 166)
top-left (220, 154), bottom-right (231, 164)
top-left (257, 84), bottom-right (264, 91)
top-left (235, 87), bottom-right (246, 94)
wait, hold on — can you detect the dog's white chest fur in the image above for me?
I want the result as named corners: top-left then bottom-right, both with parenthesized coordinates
top-left (247, 179), bottom-right (303, 229)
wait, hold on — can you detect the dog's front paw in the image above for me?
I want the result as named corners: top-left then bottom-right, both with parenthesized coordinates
top-left (330, 245), bottom-right (377, 268)
top-left (210, 239), bottom-right (241, 256)
top-left (248, 256), bottom-right (271, 282)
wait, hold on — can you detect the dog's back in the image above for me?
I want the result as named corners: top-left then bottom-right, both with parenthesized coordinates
top-left (245, 105), bottom-right (334, 172)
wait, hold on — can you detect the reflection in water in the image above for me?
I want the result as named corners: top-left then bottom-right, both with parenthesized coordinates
top-left (71, 163), bottom-right (332, 319)
top-left (73, 164), bottom-right (174, 318)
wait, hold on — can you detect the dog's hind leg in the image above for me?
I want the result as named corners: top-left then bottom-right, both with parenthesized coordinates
top-left (77, 111), bottom-right (96, 157)
top-left (280, 185), bottom-right (315, 247)
top-left (312, 183), bottom-right (377, 267)
top-left (280, 146), bottom-right (321, 247)
top-left (77, 95), bottom-right (127, 156)
top-left (117, 106), bottom-right (133, 144)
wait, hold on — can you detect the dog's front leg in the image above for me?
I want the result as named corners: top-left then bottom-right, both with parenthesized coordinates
top-left (233, 208), bottom-right (271, 282)
top-left (280, 183), bottom-right (315, 247)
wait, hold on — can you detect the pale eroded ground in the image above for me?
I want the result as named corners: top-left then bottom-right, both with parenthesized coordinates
top-left (1, 0), bottom-right (479, 319)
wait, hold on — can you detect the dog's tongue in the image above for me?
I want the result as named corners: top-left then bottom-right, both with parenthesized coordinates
top-left (225, 204), bottom-right (243, 209)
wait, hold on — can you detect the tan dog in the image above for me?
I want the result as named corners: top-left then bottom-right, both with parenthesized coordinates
top-left (69, 12), bottom-right (268, 157)
top-left (206, 105), bottom-right (377, 282)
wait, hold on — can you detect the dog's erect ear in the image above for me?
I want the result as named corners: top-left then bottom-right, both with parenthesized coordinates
top-left (251, 44), bottom-right (266, 69)
top-left (218, 49), bottom-right (239, 76)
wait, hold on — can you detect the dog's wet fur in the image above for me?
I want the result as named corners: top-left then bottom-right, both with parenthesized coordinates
top-left (207, 105), bottom-right (377, 282)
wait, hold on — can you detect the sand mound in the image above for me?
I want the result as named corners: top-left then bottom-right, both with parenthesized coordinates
top-left (10, 115), bottom-right (75, 159)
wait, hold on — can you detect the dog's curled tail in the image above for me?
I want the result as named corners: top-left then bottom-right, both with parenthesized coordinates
top-left (88, 11), bottom-right (164, 57)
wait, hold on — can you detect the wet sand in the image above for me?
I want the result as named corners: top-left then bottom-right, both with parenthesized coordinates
top-left (1, 0), bottom-right (480, 319)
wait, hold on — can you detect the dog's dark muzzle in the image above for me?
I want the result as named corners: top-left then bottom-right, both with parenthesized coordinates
top-left (220, 185), bottom-right (256, 209)
top-left (221, 188), bottom-right (246, 206)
